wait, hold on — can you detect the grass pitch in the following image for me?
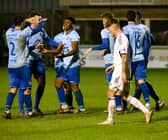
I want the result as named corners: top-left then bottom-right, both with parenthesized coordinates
top-left (0, 67), bottom-right (168, 140)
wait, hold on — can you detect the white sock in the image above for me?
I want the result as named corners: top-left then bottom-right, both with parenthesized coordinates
top-left (127, 96), bottom-right (148, 114)
top-left (107, 97), bottom-right (115, 122)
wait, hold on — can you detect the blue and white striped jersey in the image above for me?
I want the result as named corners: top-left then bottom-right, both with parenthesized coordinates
top-left (101, 28), bottom-right (114, 64)
top-left (123, 23), bottom-right (148, 62)
top-left (6, 26), bottom-right (32, 68)
top-left (27, 28), bottom-right (48, 61)
top-left (61, 30), bottom-right (80, 68)
top-left (53, 32), bottom-right (64, 69)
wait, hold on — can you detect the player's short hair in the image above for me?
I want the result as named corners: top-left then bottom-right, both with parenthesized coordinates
top-left (126, 10), bottom-right (136, 21)
top-left (65, 17), bottom-right (76, 24)
top-left (14, 16), bottom-right (24, 26)
top-left (28, 11), bottom-right (41, 18)
top-left (106, 18), bottom-right (120, 28)
top-left (135, 11), bottom-right (142, 19)
top-left (100, 12), bottom-right (114, 19)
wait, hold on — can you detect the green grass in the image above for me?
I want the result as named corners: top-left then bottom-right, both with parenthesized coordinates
top-left (0, 67), bottom-right (168, 140)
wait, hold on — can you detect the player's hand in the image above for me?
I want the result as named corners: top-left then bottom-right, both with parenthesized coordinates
top-left (35, 42), bottom-right (44, 49)
top-left (41, 48), bottom-right (48, 53)
top-left (25, 17), bottom-right (36, 23)
top-left (41, 18), bottom-right (48, 22)
top-left (106, 65), bottom-right (114, 73)
top-left (85, 48), bottom-right (92, 55)
top-left (56, 53), bottom-right (64, 58)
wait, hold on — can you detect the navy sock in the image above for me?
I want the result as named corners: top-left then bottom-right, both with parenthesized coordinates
top-left (139, 83), bottom-right (150, 103)
top-left (56, 87), bottom-right (66, 105)
top-left (134, 88), bottom-right (142, 99)
top-left (24, 94), bottom-right (32, 112)
top-left (18, 89), bottom-right (25, 113)
top-left (146, 81), bottom-right (160, 102)
top-left (6, 92), bottom-right (15, 110)
top-left (34, 86), bottom-right (45, 109)
top-left (74, 89), bottom-right (84, 109)
top-left (66, 92), bottom-right (73, 107)
top-left (115, 95), bottom-right (122, 109)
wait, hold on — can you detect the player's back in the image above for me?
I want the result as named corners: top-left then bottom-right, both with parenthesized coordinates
top-left (6, 27), bottom-right (29, 68)
top-left (123, 23), bottom-right (146, 62)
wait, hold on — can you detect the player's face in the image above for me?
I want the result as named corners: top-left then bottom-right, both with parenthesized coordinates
top-left (108, 24), bottom-right (115, 36)
top-left (33, 15), bottom-right (42, 27)
top-left (102, 18), bottom-right (108, 28)
top-left (63, 19), bottom-right (73, 31)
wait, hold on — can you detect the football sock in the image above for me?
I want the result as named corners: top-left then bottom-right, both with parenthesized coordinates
top-left (18, 89), bottom-right (24, 113)
top-left (134, 88), bottom-right (142, 99)
top-left (6, 92), bottom-right (15, 110)
top-left (24, 94), bottom-right (32, 112)
top-left (74, 89), bottom-right (84, 109)
top-left (56, 87), bottom-right (66, 105)
top-left (127, 96), bottom-right (148, 114)
top-left (107, 97), bottom-right (115, 122)
top-left (139, 83), bottom-right (150, 104)
top-left (146, 81), bottom-right (160, 102)
top-left (66, 92), bottom-right (73, 107)
top-left (122, 99), bottom-right (128, 111)
top-left (115, 95), bottom-right (122, 110)
top-left (34, 86), bottom-right (45, 109)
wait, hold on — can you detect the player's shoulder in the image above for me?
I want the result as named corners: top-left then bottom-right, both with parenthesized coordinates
top-left (54, 32), bottom-right (64, 41)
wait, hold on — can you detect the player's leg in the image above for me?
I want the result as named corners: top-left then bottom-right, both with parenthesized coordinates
top-left (124, 94), bottom-right (153, 123)
top-left (130, 81), bottom-right (142, 112)
top-left (33, 61), bottom-right (46, 115)
top-left (145, 81), bottom-right (164, 111)
top-left (18, 89), bottom-right (25, 115)
top-left (63, 81), bottom-right (73, 109)
top-left (4, 68), bottom-right (18, 119)
top-left (105, 63), bottom-right (123, 114)
top-left (98, 89), bottom-right (116, 125)
top-left (21, 66), bottom-right (33, 117)
top-left (68, 66), bottom-right (86, 113)
top-left (135, 61), bottom-right (150, 109)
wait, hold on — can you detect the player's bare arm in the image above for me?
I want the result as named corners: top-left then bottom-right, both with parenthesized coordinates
top-left (121, 53), bottom-right (128, 83)
top-left (41, 42), bottom-right (63, 54)
top-left (105, 64), bottom-right (115, 73)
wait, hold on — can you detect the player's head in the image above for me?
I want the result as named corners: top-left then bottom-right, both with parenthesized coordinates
top-left (28, 11), bottom-right (42, 26)
top-left (63, 17), bottom-right (76, 31)
top-left (106, 18), bottom-right (120, 36)
top-left (14, 15), bottom-right (25, 28)
top-left (100, 12), bottom-right (114, 28)
top-left (126, 10), bottom-right (136, 22)
top-left (135, 11), bottom-right (142, 24)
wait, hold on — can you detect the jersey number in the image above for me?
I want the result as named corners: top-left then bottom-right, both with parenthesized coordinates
top-left (134, 32), bottom-right (143, 55)
top-left (10, 42), bottom-right (16, 56)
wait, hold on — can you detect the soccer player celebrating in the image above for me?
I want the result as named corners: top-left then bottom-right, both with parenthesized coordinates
top-left (98, 18), bottom-right (153, 125)
top-left (123, 10), bottom-right (151, 110)
top-left (52, 31), bottom-right (73, 113)
top-left (130, 11), bottom-right (164, 111)
top-left (4, 15), bottom-right (45, 119)
top-left (18, 12), bottom-right (59, 116)
top-left (42, 17), bottom-right (86, 113)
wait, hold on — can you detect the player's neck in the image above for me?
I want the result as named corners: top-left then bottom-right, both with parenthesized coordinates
top-left (64, 28), bottom-right (73, 34)
top-left (15, 25), bottom-right (22, 30)
top-left (128, 21), bottom-right (135, 24)
top-left (115, 29), bottom-right (122, 37)
top-left (31, 24), bottom-right (37, 29)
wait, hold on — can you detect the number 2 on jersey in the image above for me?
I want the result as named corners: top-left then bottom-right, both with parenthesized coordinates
top-left (10, 42), bottom-right (16, 56)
